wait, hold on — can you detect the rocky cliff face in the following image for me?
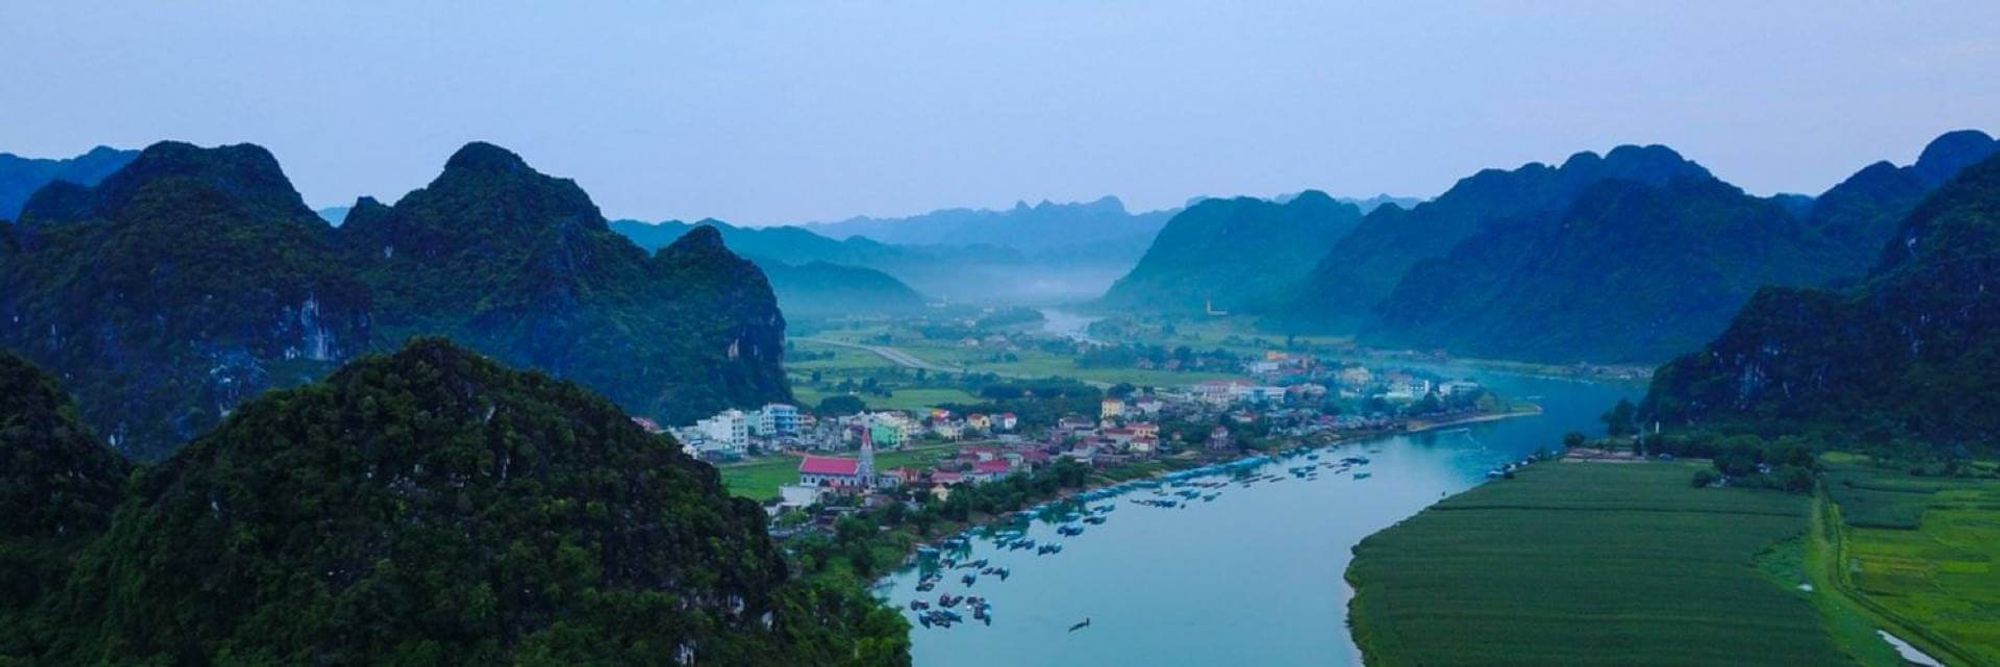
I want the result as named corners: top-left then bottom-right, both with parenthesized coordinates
top-left (339, 142), bottom-right (790, 426)
top-left (1, 142), bottom-right (371, 458)
top-left (1642, 152), bottom-right (2000, 450)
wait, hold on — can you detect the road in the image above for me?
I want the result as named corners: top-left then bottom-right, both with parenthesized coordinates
top-left (793, 337), bottom-right (1113, 388)
top-left (796, 337), bottom-right (966, 373)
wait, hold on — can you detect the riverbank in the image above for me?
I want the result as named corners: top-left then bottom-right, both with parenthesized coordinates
top-left (882, 405), bottom-right (1545, 564)
top-left (1345, 461), bottom-right (1853, 666)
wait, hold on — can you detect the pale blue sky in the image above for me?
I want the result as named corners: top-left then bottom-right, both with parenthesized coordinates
top-left (3, 2), bottom-right (1996, 225)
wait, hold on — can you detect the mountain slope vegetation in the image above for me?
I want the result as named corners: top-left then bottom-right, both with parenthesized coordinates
top-left (611, 220), bottom-right (927, 316)
top-left (1361, 174), bottom-right (1846, 363)
top-left (1281, 145), bottom-right (1713, 332)
top-left (1100, 191), bottom-right (1362, 313)
top-left (1642, 151), bottom-right (2000, 452)
top-left (1, 141), bottom-right (789, 460)
top-left (4, 340), bottom-right (906, 665)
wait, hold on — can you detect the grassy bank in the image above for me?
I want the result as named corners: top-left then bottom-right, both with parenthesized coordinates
top-left (1346, 461), bottom-right (1852, 666)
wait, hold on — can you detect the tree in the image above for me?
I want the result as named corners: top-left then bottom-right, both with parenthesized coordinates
top-left (1601, 398), bottom-right (1638, 437)
top-left (1692, 469), bottom-right (1721, 488)
top-left (1562, 432), bottom-right (1587, 449)
top-left (818, 394), bottom-right (868, 416)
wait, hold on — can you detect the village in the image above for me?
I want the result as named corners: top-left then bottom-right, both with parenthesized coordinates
top-left (647, 350), bottom-right (1512, 529)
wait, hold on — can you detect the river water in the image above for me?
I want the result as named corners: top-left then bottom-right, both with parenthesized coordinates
top-left (879, 369), bottom-right (1638, 666)
top-left (1037, 308), bottom-right (1101, 344)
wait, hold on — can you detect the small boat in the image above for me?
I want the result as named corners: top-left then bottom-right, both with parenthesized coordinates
top-left (1083, 515), bottom-right (1107, 525)
top-left (961, 573), bottom-right (977, 586)
top-left (909, 599), bottom-right (930, 610)
top-left (1354, 472), bottom-right (1373, 480)
top-left (1069, 617), bottom-right (1092, 632)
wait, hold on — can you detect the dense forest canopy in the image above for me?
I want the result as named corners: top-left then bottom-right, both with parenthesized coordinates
top-left (0, 340), bottom-right (905, 665)
top-left (1643, 151), bottom-right (2000, 454)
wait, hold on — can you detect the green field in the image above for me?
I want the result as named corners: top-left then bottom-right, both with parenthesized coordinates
top-left (1819, 456), bottom-right (2000, 666)
top-left (717, 455), bottom-right (803, 502)
top-left (1346, 462), bottom-right (1853, 666)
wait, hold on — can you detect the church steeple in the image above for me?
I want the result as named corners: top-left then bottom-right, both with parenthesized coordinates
top-left (858, 419), bottom-right (877, 488)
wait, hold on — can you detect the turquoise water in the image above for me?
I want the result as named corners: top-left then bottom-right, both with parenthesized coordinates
top-left (880, 371), bottom-right (1637, 666)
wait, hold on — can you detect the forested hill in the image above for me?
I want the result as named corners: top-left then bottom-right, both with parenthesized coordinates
top-left (0, 140), bottom-right (789, 461)
top-left (1642, 151), bottom-right (2000, 452)
top-left (1, 340), bottom-right (907, 665)
top-left (760, 261), bottom-right (926, 317)
top-left (611, 219), bottom-right (928, 315)
top-left (1353, 131), bottom-right (1996, 364)
top-left (0, 146), bottom-right (137, 220)
top-left (1360, 173), bottom-right (1846, 364)
top-left (1804, 130), bottom-right (1997, 275)
top-left (1277, 145), bottom-right (1714, 332)
top-left (2, 141), bottom-right (375, 457)
top-left (0, 352), bottom-right (130, 658)
top-left (1099, 191), bottom-right (1362, 313)
top-left (336, 142), bottom-right (790, 428)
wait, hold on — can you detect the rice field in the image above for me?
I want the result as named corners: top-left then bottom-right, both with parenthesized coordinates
top-left (1822, 457), bottom-right (2000, 666)
top-left (1346, 462), bottom-right (1852, 666)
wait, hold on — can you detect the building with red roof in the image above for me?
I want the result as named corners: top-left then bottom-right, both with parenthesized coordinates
top-left (798, 455), bottom-right (866, 488)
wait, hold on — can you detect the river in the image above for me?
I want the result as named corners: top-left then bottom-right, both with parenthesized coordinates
top-left (1037, 308), bottom-right (1101, 344)
top-left (878, 369), bottom-right (1639, 666)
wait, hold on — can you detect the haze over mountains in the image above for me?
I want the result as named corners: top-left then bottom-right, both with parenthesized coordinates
top-left (1100, 191), bottom-right (1364, 313)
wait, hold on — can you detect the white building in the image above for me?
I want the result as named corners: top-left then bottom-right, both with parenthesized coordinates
top-left (695, 409), bottom-right (750, 455)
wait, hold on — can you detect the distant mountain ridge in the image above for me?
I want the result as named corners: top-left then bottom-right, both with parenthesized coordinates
top-left (1361, 170), bottom-right (1846, 363)
top-left (803, 195), bottom-right (1176, 260)
top-left (1101, 191), bottom-right (1364, 313)
top-left (1642, 150), bottom-right (2000, 452)
top-left (610, 219), bottom-right (927, 316)
top-left (0, 146), bottom-right (137, 220)
top-left (1280, 144), bottom-right (1716, 333)
top-left (1, 140), bottom-right (789, 460)
top-left (1272, 132), bottom-right (1995, 366)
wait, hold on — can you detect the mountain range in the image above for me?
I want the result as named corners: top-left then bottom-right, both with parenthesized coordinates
top-left (803, 195), bottom-right (1175, 260)
top-left (1, 141), bottom-right (790, 460)
top-left (1099, 191), bottom-right (1364, 313)
top-left (1261, 131), bottom-right (1995, 364)
top-left (609, 219), bottom-right (927, 316)
top-left (0, 146), bottom-right (138, 220)
top-left (1643, 150), bottom-right (2000, 452)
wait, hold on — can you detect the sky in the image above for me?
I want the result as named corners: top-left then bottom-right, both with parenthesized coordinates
top-left (3, 2), bottom-right (1997, 226)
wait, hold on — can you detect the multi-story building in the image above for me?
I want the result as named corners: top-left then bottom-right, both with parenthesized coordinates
top-left (756, 403), bottom-right (801, 437)
top-left (695, 409), bottom-right (749, 455)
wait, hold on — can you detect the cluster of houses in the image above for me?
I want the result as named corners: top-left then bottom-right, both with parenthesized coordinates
top-left (659, 401), bottom-right (1024, 464)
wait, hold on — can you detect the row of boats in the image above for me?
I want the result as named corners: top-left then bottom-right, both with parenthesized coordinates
top-left (900, 446), bottom-right (1388, 631)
